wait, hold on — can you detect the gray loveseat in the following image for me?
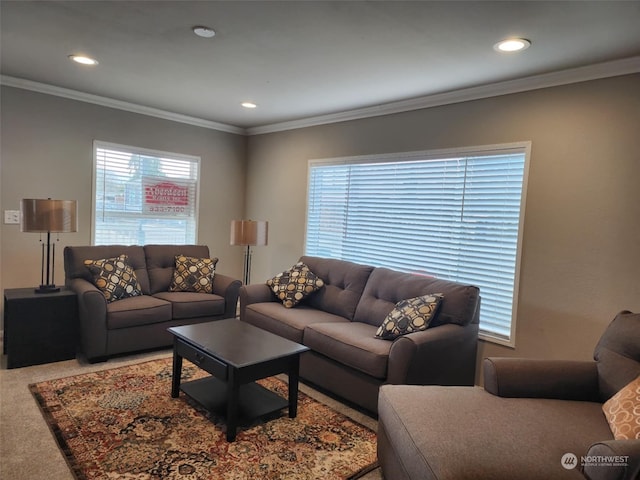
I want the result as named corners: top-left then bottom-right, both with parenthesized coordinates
top-left (64, 244), bottom-right (241, 362)
top-left (377, 310), bottom-right (640, 480)
top-left (239, 255), bottom-right (480, 412)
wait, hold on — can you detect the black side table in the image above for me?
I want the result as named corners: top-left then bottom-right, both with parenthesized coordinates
top-left (3, 287), bottom-right (79, 368)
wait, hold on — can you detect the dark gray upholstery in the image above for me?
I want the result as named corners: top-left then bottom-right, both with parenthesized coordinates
top-left (299, 255), bottom-right (374, 320)
top-left (240, 256), bottom-right (480, 412)
top-left (64, 244), bottom-right (241, 362)
top-left (377, 311), bottom-right (640, 480)
top-left (594, 311), bottom-right (640, 401)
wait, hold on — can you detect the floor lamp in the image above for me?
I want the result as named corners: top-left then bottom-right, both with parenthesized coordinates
top-left (21, 198), bottom-right (78, 293)
top-left (230, 220), bottom-right (268, 285)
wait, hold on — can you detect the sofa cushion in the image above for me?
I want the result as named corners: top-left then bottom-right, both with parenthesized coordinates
top-left (64, 245), bottom-right (150, 294)
top-left (378, 385), bottom-right (613, 480)
top-left (602, 375), bottom-right (640, 440)
top-left (244, 303), bottom-right (349, 343)
top-left (106, 295), bottom-right (172, 329)
top-left (354, 267), bottom-right (479, 328)
top-left (304, 322), bottom-right (391, 379)
top-left (299, 256), bottom-right (374, 320)
top-left (84, 255), bottom-right (143, 303)
top-left (168, 255), bottom-right (217, 294)
top-left (144, 245), bottom-right (211, 294)
top-left (594, 311), bottom-right (640, 401)
top-left (267, 262), bottom-right (325, 308)
top-left (375, 293), bottom-right (443, 340)
top-left (153, 291), bottom-right (225, 320)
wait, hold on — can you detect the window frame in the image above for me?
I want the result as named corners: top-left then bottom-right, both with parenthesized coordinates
top-left (305, 142), bottom-right (531, 347)
top-left (92, 140), bottom-right (201, 246)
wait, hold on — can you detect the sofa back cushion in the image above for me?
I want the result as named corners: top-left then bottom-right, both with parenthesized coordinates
top-left (64, 245), bottom-right (150, 294)
top-left (298, 256), bottom-right (374, 321)
top-left (144, 245), bottom-right (212, 294)
top-left (594, 310), bottom-right (640, 401)
top-left (354, 267), bottom-right (480, 328)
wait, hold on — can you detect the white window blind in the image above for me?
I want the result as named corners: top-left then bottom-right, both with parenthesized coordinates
top-left (305, 144), bottom-right (529, 346)
top-left (93, 141), bottom-right (200, 245)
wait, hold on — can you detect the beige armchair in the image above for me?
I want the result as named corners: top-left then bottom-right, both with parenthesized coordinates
top-left (377, 310), bottom-right (640, 480)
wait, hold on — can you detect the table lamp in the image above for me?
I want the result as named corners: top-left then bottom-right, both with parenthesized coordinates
top-left (21, 198), bottom-right (78, 293)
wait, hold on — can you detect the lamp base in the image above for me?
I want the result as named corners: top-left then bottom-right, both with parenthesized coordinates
top-left (35, 284), bottom-right (60, 294)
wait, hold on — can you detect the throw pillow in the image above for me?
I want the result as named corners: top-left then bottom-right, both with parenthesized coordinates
top-left (602, 375), bottom-right (640, 440)
top-left (375, 293), bottom-right (444, 340)
top-left (168, 255), bottom-right (218, 294)
top-left (267, 262), bottom-right (325, 308)
top-left (84, 254), bottom-right (143, 303)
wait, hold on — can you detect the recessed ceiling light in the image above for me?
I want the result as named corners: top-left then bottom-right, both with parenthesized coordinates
top-left (193, 26), bottom-right (216, 38)
top-left (494, 38), bottom-right (531, 53)
top-left (241, 102), bottom-right (257, 109)
top-left (68, 54), bottom-right (99, 65)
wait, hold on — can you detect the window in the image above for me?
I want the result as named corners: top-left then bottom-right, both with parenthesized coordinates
top-left (305, 143), bottom-right (530, 346)
top-left (93, 141), bottom-right (200, 245)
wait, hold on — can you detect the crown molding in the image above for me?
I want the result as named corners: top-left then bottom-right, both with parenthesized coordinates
top-left (0, 75), bottom-right (245, 135)
top-left (246, 56), bottom-right (640, 135)
top-left (3, 56), bottom-right (639, 137)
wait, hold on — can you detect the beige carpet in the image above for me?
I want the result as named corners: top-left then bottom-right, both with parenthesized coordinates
top-left (0, 348), bottom-right (383, 480)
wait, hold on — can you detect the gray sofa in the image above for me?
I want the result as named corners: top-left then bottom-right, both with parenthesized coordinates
top-left (377, 310), bottom-right (640, 480)
top-left (239, 255), bottom-right (480, 412)
top-left (64, 244), bottom-right (241, 362)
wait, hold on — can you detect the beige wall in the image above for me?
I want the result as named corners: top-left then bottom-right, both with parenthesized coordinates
top-left (0, 86), bottom-right (247, 297)
top-left (246, 74), bottom-right (640, 377)
top-left (2, 75), bottom-right (639, 381)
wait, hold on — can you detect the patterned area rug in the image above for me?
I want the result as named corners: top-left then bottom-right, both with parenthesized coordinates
top-left (29, 358), bottom-right (378, 480)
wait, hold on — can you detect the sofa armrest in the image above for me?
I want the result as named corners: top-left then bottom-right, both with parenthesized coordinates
top-left (387, 323), bottom-right (478, 386)
top-left (67, 278), bottom-right (108, 361)
top-left (483, 357), bottom-right (600, 401)
top-left (583, 440), bottom-right (640, 480)
top-left (212, 273), bottom-right (242, 318)
top-left (239, 283), bottom-right (275, 318)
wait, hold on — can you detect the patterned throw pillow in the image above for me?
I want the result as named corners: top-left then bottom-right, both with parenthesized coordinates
top-left (375, 293), bottom-right (444, 340)
top-left (267, 262), bottom-right (325, 308)
top-left (84, 255), bottom-right (143, 303)
top-left (602, 375), bottom-right (640, 440)
top-left (169, 255), bottom-right (217, 294)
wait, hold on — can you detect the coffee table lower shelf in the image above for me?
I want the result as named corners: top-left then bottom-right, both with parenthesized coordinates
top-left (180, 376), bottom-right (289, 426)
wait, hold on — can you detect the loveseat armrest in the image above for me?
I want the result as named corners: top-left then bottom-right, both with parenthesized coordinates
top-left (239, 283), bottom-right (275, 317)
top-left (67, 277), bottom-right (109, 361)
top-left (212, 273), bottom-right (242, 318)
top-left (583, 440), bottom-right (640, 480)
top-left (483, 357), bottom-right (600, 401)
top-left (387, 323), bottom-right (478, 386)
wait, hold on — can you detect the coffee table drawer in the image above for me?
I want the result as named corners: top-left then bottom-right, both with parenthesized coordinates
top-left (175, 339), bottom-right (227, 379)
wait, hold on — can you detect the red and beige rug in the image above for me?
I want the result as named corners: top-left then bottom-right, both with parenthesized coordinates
top-left (29, 357), bottom-right (378, 480)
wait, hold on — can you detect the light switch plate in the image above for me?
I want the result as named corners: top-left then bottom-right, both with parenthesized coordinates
top-left (4, 210), bottom-right (20, 224)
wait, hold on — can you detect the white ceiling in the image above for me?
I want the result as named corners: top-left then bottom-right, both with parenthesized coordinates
top-left (2, 1), bottom-right (640, 133)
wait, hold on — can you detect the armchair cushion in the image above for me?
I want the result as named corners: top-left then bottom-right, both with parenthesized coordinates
top-left (168, 255), bottom-right (217, 293)
top-left (84, 255), bottom-right (143, 303)
top-left (602, 375), bottom-right (640, 440)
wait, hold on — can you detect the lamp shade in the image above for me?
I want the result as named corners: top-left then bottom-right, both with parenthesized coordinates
top-left (21, 199), bottom-right (78, 233)
top-left (230, 220), bottom-right (268, 246)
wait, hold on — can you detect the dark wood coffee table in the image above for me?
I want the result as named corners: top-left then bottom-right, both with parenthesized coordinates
top-left (168, 319), bottom-right (309, 441)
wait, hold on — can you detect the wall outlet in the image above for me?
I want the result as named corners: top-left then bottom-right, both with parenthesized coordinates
top-left (4, 210), bottom-right (20, 224)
